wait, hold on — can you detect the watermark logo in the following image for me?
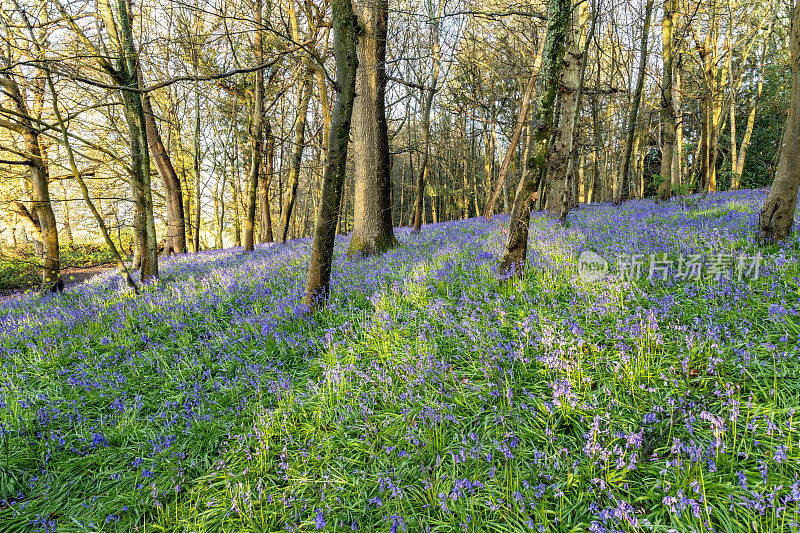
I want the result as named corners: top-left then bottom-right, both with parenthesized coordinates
top-left (578, 251), bottom-right (762, 283)
top-left (578, 250), bottom-right (610, 282)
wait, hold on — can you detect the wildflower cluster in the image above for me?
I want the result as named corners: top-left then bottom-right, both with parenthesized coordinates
top-left (0, 188), bottom-right (798, 532)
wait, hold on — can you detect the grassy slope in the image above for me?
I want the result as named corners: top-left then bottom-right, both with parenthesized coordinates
top-left (0, 189), bottom-right (799, 532)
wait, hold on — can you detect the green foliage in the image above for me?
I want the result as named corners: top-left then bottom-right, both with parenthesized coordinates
top-left (0, 259), bottom-right (39, 291)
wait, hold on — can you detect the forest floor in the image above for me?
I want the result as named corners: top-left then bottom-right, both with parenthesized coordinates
top-left (1, 188), bottom-right (799, 532)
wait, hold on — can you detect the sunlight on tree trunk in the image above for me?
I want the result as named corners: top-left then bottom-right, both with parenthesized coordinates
top-left (349, 0), bottom-right (397, 255)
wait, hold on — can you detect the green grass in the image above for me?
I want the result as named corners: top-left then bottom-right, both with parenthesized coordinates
top-left (1, 191), bottom-right (799, 532)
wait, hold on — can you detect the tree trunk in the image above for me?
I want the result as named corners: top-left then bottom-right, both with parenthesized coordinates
top-left (499, 0), bottom-right (572, 274)
top-left (305, 0), bottom-right (358, 307)
top-left (349, 0), bottom-right (397, 255)
top-left (603, 95), bottom-right (616, 201)
top-left (4, 30), bottom-right (59, 291)
top-left (726, 0), bottom-right (737, 192)
top-left (25, 133), bottom-right (60, 290)
top-left (243, 0), bottom-right (264, 252)
top-left (673, 56), bottom-right (684, 187)
top-left (259, 121), bottom-right (275, 243)
top-left (658, 0), bottom-right (677, 200)
top-left (192, 79), bottom-right (202, 252)
top-left (461, 112), bottom-right (471, 219)
top-left (412, 1), bottom-right (442, 234)
top-left (216, 156), bottom-right (226, 249)
top-left (182, 163), bottom-right (195, 250)
top-left (590, 97), bottom-right (601, 203)
top-left (141, 89), bottom-right (186, 254)
top-left (759, 1), bottom-right (800, 243)
top-left (57, 0), bottom-right (157, 276)
top-left (119, 87), bottom-right (158, 280)
top-left (695, 5), bottom-right (724, 193)
top-left (45, 64), bottom-right (140, 293)
top-left (616, 0), bottom-right (654, 203)
top-left (277, 69), bottom-right (314, 242)
top-left (546, 0), bottom-right (591, 221)
top-left (483, 117), bottom-right (497, 213)
top-left (112, 0), bottom-right (158, 280)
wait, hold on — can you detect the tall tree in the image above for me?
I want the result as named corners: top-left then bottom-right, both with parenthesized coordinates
top-left (259, 121), bottom-right (275, 243)
top-left (732, 7), bottom-right (776, 190)
top-left (658, 0), bottom-right (677, 199)
top-left (759, 0), bottom-right (800, 242)
top-left (0, 72), bottom-right (61, 291)
top-left (348, 0), bottom-right (397, 254)
top-left (141, 89), bottom-right (186, 255)
top-left (412, 0), bottom-right (442, 234)
top-left (615, 0), bottom-right (654, 203)
top-left (305, 0), bottom-right (358, 307)
top-left (277, 0), bottom-right (314, 243)
top-left (692, 0), bottom-right (725, 193)
top-left (277, 68), bottom-right (313, 242)
top-left (243, 0), bottom-right (265, 252)
top-left (59, 0), bottom-right (161, 280)
top-left (499, 0), bottom-right (572, 274)
top-left (545, 0), bottom-right (591, 221)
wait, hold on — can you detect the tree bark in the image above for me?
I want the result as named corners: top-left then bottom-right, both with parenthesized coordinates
top-left (616, 0), bottom-right (654, 203)
top-left (0, 76), bottom-right (61, 291)
top-left (259, 121), bottom-right (275, 243)
top-left (348, 0), bottom-right (397, 255)
top-left (141, 89), bottom-right (186, 254)
top-left (546, 0), bottom-right (591, 221)
top-left (243, 0), bottom-right (264, 252)
top-left (499, 0), bottom-right (572, 274)
top-left (412, 1), bottom-right (442, 234)
top-left (116, 11), bottom-right (158, 279)
top-left (119, 86), bottom-right (158, 280)
top-left (277, 69), bottom-right (314, 242)
top-left (658, 0), bottom-right (677, 200)
top-left (304, 0), bottom-right (358, 307)
top-left (759, 1), bottom-right (800, 243)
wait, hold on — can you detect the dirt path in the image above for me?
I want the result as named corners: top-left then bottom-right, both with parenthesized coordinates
top-left (0, 264), bottom-right (116, 301)
top-left (60, 264), bottom-right (116, 285)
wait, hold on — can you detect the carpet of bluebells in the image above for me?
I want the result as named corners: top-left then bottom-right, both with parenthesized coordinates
top-left (1, 188), bottom-right (800, 533)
